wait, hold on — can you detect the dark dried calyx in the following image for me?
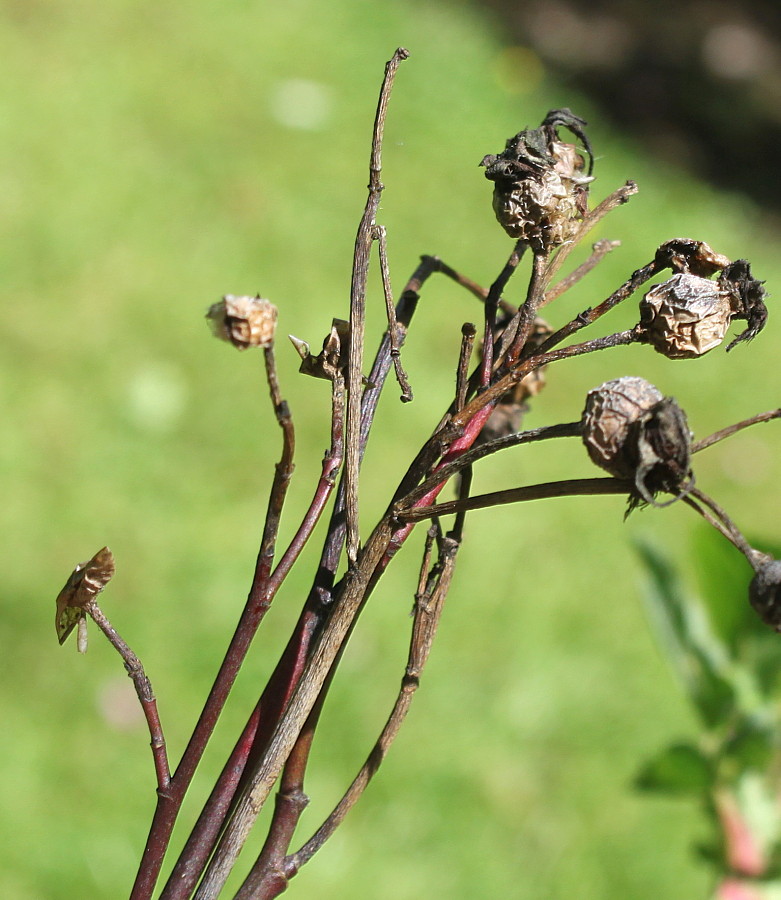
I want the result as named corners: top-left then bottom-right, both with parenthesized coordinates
top-left (718, 260), bottom-right (769, 350)
top-left (627, 398), bottom-right (694, 512)
top-left (480, 108), bottom-right (594, 186)
top-left (749, 559), bottom-right (781, 630)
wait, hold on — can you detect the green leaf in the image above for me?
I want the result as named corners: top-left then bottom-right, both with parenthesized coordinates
top-left (635, 540), bottom-right (737, 727)
top-left (691, 525), bottom-right (756, 651)
top-left (636, 742), bottom-right (714, 795)
top-left (723, 718), bottom-right (777, 772)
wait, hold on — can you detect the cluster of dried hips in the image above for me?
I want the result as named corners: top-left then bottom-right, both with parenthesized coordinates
top-left (478, 111), bottom-right (779, 630)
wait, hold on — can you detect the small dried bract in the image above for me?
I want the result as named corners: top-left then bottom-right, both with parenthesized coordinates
top-left (654, 238), bottom-right (731, 277)
top-left (480, 108), bottom-right (594, 252)
top-left (207, 295), bottom-right (278, 350)
top-left (290, 319), bottom-right (350, 381)
top-left (55, 547), bottom-right (115, 649)
top-left (639, 273), bottom-right (735, 359)
top-left (748, 558), bottom-right (781, 631)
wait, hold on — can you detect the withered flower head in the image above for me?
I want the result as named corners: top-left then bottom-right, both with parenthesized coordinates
top-left (639, 273), bottom-right (735, 359)
top-left (748, 559), bottom-right (781, 631)
top-left (654, 238), bottom-right (731, 277)
top-left (582, 377), bottom-right (663, 479)
top-left (480, 108), bottom-right (594, 251)
top-left (55, 547), bottom-right (115, 651)
top-left (718, 259), bottom-right (768, 350)
top-left (582, 377), bottom-right (694, 508)
top-left (207, 295), bottom-right (278, 350)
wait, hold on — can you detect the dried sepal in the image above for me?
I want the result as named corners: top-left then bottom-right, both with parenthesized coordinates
top-left (629, 398), bottom-right (694, 509)
top-left (718, 260), bottom-right (768, 350)
top-left (748, 558), bottom-right (781, 631)
top-left (207, 295), bottom-right (278, 350)
top-left (480, 108), bottom-right (593, 251)
top-left (290, 319), bottom-right (350, 381)
top-left (654, 238), bottom-right (731, 277)
top-left (639, 273), bottom-right (735, 359)
top-left (55, 547), bottom-right (115, 648)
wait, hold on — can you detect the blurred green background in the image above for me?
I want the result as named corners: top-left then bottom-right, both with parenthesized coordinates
top-left (2, 1), bottom-right (780, 897)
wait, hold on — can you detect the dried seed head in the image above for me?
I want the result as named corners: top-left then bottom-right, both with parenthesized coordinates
top-left (581, 376), bottom-right (663, 479)
top-left (654, 238), bottom-right (731, 277)
top-left (582, 378), bottom-right (694, 508)
top-left (639, 273), bottom-right (734, 359)
top-left (207, 295), bottom-right (278, 350)
top-left (748, 559), bottom-right (781, 631)
top-left (480, 108), bottom-right (593, 251)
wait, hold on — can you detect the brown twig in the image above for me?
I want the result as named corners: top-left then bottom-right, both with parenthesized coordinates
top-left (87, 601), bottom-right (170, 793)
top-left (345, 47), bottom-right (409, 564)
top-left (531, 259), bottom-right (661, 359)
top-left (544, 239), bottom-right (621, 304)
top-left (192, 519), bottom-right (399, 898)
top-left (692, 408), bottom-right (781, 454)
top-left (479, 239), bottom-right (527, 385)
top-left (285, 520), bottom-right (460, 875)
top-left (396, 421), bottom-right (582, 513)
top-left (398, 476), bottom-right (631, 522)
top-left (161, 258), bottom-right (430, 900)
top-left (456, 323), bottom-right (477, 412)
top-left (682, 488), bottom-right (767, 568)
top-left (255, 345), bottom-right (296, 581)
top-left (542, 180), bottom-right (638, 290)
top-left (451, 328), bottom-right (639, 436)
top-left (373, 224), bottom-right (412, 401)
top-left (503, 250), bottom-right (550, 366)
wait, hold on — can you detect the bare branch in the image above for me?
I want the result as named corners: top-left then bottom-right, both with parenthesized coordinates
top-left (345, 47), bottom-right (409, 564)
top-left (373, 224), bottom-right (412, 401)
top-left (692, 408), bottom-right (781, 454)
top-left (542, 180), bottom-right (638, 289)
top-left (398, 477), bottom-right (631, 522)
top-left (544, 239), bottom-right (621, 304)
top-left (286, 523), bottom-right (459, 874)
top-left (87, 601), bottom-right (170, 793)
top-left (456, 323), bottom-right (477, 412)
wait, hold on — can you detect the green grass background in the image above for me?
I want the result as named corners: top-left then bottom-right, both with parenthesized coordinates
top-left (2, 1), bottom-right (780, 897)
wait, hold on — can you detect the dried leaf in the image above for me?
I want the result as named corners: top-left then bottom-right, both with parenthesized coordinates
top-left (55, 547), bottom-right (115, 646)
